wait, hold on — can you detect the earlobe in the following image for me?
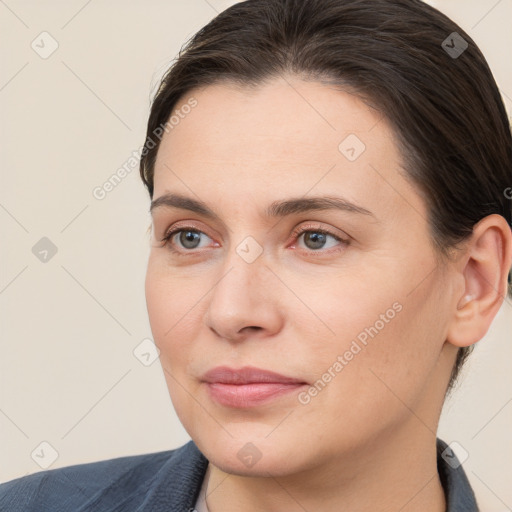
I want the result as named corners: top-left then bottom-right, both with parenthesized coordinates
top-left (447, 214), bottom-right (512, 348)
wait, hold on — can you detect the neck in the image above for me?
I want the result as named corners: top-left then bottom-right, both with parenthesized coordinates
top-left (203, 425), bottom-right (446, 512)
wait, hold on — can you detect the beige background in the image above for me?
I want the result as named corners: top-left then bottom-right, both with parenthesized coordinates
top-left (1, 1), bottom-right (511, 510)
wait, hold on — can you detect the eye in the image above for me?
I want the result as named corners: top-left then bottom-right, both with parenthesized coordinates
top-left (291, 224), bottom-right (349, 253)
top-left (161, 228), bottom-right (215, 252)
top-left (299, 231), bottom-right (338, 250)
top-left (159, 223), bottom-right (349, 256)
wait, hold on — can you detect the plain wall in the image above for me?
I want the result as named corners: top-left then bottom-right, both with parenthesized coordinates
top-left (1, 1), bottom-right (511, 510)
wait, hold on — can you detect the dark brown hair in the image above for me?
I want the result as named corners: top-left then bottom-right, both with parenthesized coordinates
top-left (139, 0), bottom-right (512, 392)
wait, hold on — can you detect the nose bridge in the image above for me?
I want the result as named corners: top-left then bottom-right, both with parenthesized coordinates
top-left (205, 236), bottom-right (282, 339)
top-left (211, 238), bottom-right (268, 311)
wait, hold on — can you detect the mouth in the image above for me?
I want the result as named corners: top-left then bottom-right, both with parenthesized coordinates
top-left (201, 366), bottom-right (308, 408)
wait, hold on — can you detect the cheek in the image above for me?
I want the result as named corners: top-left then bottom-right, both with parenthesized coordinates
top-left (344, 287), bottom-right (446, 407)
top-left (301, 268), bottom-right (445, 409)
top-left (145, 257), bottom-right (206, 364)
top-left (291, 270), bottom-right (403, 363)
top-left (145, 259), bottom-right (208, 426)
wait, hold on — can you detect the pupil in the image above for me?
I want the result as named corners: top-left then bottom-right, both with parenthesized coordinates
top-left (180, 231), bottom-right (200, 248)
top-left (305, 232), bottom-right (326, 249)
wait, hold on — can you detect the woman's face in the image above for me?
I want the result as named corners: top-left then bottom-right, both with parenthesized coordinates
top-left (145, 77), bottom-right (460, 476)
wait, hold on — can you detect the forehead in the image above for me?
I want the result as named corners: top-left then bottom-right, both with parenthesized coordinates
top-left (152, 76), bottom-right (425, 223)
top-left (158, 76), bottom-right (392, 164)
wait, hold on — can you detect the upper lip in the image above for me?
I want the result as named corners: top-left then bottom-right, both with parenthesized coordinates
top-left (202, 366), bottom-right (306, 385)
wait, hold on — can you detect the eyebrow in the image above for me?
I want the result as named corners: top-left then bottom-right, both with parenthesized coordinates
top-left (149, 193), bottom-right (375, 219)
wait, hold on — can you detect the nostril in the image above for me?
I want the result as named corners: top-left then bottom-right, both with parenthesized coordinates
top-left (237, 326), bottom-right (263, 336)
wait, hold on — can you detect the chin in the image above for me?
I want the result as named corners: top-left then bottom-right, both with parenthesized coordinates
top-left (210, 451), bottom-right (296, 478)
top-left (196, 433), bottom-right (309, 477)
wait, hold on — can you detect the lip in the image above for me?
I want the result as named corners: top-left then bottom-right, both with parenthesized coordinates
top-left (202, 366), bottom-right (308, 408)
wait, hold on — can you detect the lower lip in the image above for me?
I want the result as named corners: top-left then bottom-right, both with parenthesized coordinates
top-left (205, 382), bottom-right (307, 408)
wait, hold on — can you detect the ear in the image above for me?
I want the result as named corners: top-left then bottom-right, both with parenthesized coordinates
top-left (447, 214), bottom-right (512, 348)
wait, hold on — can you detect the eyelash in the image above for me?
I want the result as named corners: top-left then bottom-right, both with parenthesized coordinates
top-left (160, 223), bottom-right (349, 257)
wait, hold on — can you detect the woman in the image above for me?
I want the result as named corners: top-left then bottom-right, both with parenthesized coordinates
top-left (1, 0), bottom-right (510, 510)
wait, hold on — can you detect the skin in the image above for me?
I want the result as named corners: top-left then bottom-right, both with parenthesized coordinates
top-left (145, 76), bottom-right (512, 512)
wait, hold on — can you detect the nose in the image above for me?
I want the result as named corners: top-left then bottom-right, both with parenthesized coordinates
top-left (204, 249), bottom-right (284, 343)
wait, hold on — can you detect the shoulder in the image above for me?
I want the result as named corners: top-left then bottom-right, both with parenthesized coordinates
top-left (0, 440), bottom-right (208, 512)
top-left (436, 438), bottom-right (479, 512)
